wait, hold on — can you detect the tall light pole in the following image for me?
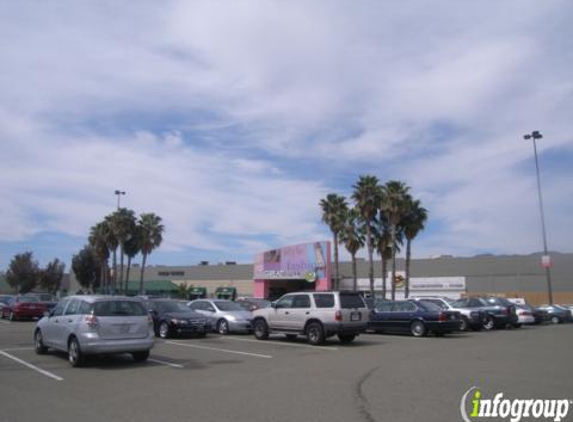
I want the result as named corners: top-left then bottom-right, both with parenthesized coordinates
top-left (523, 131), bottom-right (553, 304)
top-left (114, 190), bottom-right (126, 210)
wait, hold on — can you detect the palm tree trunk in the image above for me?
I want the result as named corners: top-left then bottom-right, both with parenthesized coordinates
top-left (405, 239), bottom-right (412, 298)
top-left (111, 249), bottom-right (117, 294)
top-left (352, 253), bottom-right (357, 291)
top-left (139, 253), bottom-right (147, 295)
top-left (382, 256), bottom-right (387, 300)
top-left (125, 256), bottom-right (132, 295)
top-left (366, 225), bottom-right (374, 298)
top-left (333, 233), bottom-right (340, 291)
top-left (119, 244), bottom-right (125, 294)
top-left (391, 225), bottom-right (397, 301)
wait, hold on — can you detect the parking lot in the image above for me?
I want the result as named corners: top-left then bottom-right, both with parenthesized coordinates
top-left (0, 319), bottom-right (571, 422)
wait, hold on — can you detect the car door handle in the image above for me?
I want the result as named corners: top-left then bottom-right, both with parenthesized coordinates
top-left (305, 312), bottom-right (310, 315)
top-left (284, 311), bottom-right (289, 315)
top-left (67, 319), bottom-right (73, 323)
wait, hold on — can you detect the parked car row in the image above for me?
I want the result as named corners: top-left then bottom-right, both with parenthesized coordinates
top-left (22, 291), bottom-right (573, 368)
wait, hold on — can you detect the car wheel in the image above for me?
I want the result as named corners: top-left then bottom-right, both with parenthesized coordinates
top-left (68, 338), bottom-right (84, 367)
top-left (306, 322), bottom-right (325, 345)
top-left (550, 316), bottom-right (560, 324)
top-left (159, 321), bottom-right (170, 339)
top-left (132, 351), bottom-right (150, 362)
top-left (338, 333), bottom-right (356, 344)
top-left (217, 319), bottom-right (230, 335)
top-left (34, 329), bottom-right (48, 355)
top-left (253, 319), bottom-right (269, 340)
top-left (285, 334), bottom-right (297, 341)
top-left (410, 320), bottom-right (427, 337)
top-left (483, 316), bottom-right (495, 330)
top-left (459, 316), bottom-right (469, 332)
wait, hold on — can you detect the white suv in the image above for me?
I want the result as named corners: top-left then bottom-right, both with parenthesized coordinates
top-left (251, 291), bottom-right (368, 345)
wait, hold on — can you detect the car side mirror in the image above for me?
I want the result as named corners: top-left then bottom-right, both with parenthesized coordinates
top-left (270, 302), bottom-right (277, 309)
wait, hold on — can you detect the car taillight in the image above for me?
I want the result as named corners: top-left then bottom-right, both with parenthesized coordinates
top-left (335, 310), bottom-right (342, 322)
top-left (85, 315), bottom-right (99, 329)
top-left (503, 308), bottom-right (509, 315)
top-left (439, 312), bottom-right (447, 322)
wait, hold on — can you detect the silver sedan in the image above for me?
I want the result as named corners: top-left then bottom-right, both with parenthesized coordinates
top-left (187, 299), bottom-right (253, 334)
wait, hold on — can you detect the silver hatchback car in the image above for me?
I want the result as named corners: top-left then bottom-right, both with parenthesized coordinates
top-left (34, 295), bottom-right (155, 367)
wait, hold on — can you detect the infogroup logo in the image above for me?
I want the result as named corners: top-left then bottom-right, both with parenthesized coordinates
top-left (460, 387), bottom-right (572, 422)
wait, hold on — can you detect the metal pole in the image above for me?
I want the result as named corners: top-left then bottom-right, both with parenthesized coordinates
top-left (525, 131), bottom-right (553, 304)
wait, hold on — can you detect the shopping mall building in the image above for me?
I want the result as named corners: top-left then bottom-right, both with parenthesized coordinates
top-left (65, 241), bottom-right (573, 305)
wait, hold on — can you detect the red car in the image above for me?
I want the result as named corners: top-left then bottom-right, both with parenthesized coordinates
top-left (1, 296), bottom-right (46, 321)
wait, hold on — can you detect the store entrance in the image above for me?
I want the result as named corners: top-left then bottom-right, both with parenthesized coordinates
top-left (268, 279), bottom-right (315, 301)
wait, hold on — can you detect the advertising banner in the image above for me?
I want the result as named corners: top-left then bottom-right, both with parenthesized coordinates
top-left (254, 241), bottom-right (330, 281)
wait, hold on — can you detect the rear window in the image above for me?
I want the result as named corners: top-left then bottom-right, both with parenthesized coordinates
top-left (339, 294), bottom-right (366, 309)
top-left (313, 294), bottom-right (335, 308)
top-left (93, 300), bottom-right (147, 317)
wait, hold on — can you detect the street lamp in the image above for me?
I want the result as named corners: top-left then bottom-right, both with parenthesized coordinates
top-left (523, 131), bottom-right (553, 304)
top-left (114, 190), bottom-right (126, 210)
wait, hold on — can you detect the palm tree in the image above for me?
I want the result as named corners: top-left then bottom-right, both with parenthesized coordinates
top-left (104, 214), bottom-right (119, 293)
top-left (374, 213), bottom-right (393, 300)
top-left (123, 225), bottom-right (141, 294)
top-left (340, 208), bottom-right (365, 291)
top-left (319, 194), bottom-right (348, 290)
top-left (381, 180), bottom-right (410, 300)
top-left (402, 198), bottom-right (428, 298)
top-left (108, 208), bottom-right (136, 294)
top-left (89, 221), bottom-right (110, 293)
top-left (138, 213), bottom-right (165, 295)
top-left (352, 175), bottom-right (382, 298)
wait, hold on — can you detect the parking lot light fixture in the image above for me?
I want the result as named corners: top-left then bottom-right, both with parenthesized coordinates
top-left (523, 130), bottom-right (553, 305)
top-left (114, 190), bottom-right (126, 209)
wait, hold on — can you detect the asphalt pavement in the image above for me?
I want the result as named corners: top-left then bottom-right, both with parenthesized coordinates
top-left (0, 319), bottom-right (571, 422)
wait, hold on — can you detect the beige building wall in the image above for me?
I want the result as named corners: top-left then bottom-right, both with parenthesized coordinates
top-left (171, 279), bottom-right (254, 297)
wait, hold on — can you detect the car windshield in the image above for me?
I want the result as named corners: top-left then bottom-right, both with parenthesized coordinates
top-left (93, 300), bottom-right (147, 316)
top-left (214, 301), bottom-right (244, 311)
top-left (156, 301), bottom-right (190, 313)
top-left (340, 294), bottom-right (366, 309)
top-left (18, 296), bottom-right (39, 303)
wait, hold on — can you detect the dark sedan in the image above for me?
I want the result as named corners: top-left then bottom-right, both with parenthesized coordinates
top-left (536, 305), bottom-right (572, 324)
top-left (368, 300), bottom-right (461, 337)
top-left (146, 299), bottom-right (212, 339)
top-left (452, 297), bottom-right (516, 329)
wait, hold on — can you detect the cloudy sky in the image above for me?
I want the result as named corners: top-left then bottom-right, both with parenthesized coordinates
top-left (1, 1), bottom-right (572, 270)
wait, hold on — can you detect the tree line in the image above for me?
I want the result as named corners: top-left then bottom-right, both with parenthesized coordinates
top-left (72, 209), bottom-right (164, 295)
top-left (4, 252), bottom-right (65, 294)
top-left (320, 175), bottom-right (428, 299)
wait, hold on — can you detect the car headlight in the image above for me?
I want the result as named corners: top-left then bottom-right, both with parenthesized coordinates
top-left (226, 315), bottom-right (237, 322)
top-left (171, 318), bottom-right (185, 325)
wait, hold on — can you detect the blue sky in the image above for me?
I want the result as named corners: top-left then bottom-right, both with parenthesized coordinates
top-left (1, 1), bottom-right (572, 271)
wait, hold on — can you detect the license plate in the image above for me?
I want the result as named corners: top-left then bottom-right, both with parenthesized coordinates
top-left (351, 312), bottom-right (361, 321)
top-left (117, 324), bottom-right (131, 334)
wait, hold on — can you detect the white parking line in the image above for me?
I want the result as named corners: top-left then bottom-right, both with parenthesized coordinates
top-left (219, 336), bottom-right (339, 351)
top-left (1, 347), bottom-right (33, 352)
top-left (148, 358), bottom-right (184, 368)
top-left (0, 319), bottom-right (11, 324)
top-left (0, 350), bottom-right (63, 381)
top-left (165, 340), bottom-right (273, 359)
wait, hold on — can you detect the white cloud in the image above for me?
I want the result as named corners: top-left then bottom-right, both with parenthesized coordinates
top-left (0, 1), bottom-right (572, 267)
